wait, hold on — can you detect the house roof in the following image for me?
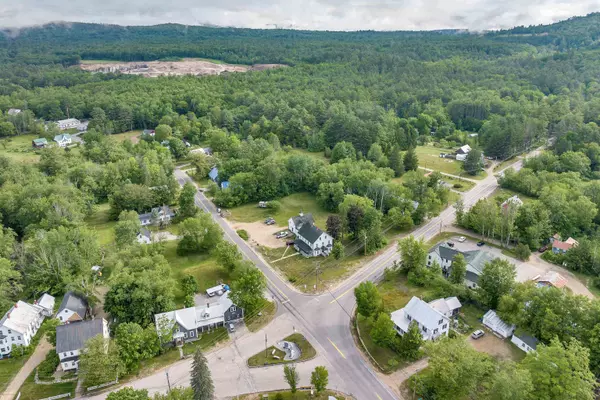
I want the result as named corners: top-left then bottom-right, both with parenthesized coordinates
top-left (294, 239), bottom-right (313, 254)
top-left (53, 134), bottom-right (71, 142)
top-left (56, 319), bottom-right (105, 353)
top-left (552, 240), bottom-right (574, 251)
top-left (297, 223), bottom-right (325, 245)
top-left (537, 272), bottom-right (568, 288)
top-left (33, 138), bottom-right (48, 145)
top-left (436, 245), bottom-right (462, 262)
top-left (8, 108), bottom-right (21, 115)
top-left (429, 297), bottom-right (462, 315)
top-left (155, 292), bottom-right (237, 333)
top-left (37, 294), bottom-right (55, 313)
top-left (56, 118), bottom-right (79, 125)
top-left (208, 167), bottom-right (219, 181)
top-left (501, 195), bottom-right (523, 209)
top-left (58, 292), bottom-right (88, 319)
top-left (291, 213), bottom-right (314, 228)
top-left (391, 296), bottom-right (448, 334)
top-left (139, 228), bottom-right (151, 240)
top-left (456, 144), bottom-right (471, 154)
top-left (464, 250), bottom-right (495, 275)
top-left (220, 181), bottom-right (230, 189)
top-left (513, 330), bottom-right (539, 349)
top-left (139, 206), bottom-right (175, 221)
top-left (0, 301), bottom-right (43, 334)
top-left (483, 310), bottom-right (515, 335)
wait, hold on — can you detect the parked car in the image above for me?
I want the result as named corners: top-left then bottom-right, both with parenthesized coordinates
top-left (265, 217), bottom-right (275, 225)
top-left (228, 323), bottom-right (235, 333)
top-left (471, 330), bottom-right (485, 340)
top-left (275, 231), bottom-right (288, 239)
top-left (458, 236), bottom-right (466, 242)
top-left (538, 245), bottom-right (548, 253)
top-left (216, 208), bottom-right (221, 213)
top-left (477, 241), bottom-right (485, 247)
top-left (447, 241), bottom-right (455, 247)
top-left (286, 240), bottom-right (295, 246)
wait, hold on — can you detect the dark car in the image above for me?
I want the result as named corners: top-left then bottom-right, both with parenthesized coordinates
top-left (538, 245), bottom-right (548, 253)
top-left (477, 241), bottom-right (485, 247)
top-left (286, 240), bottom-right (295, 246)
top-left (447, 241), bottom-right (455, 247)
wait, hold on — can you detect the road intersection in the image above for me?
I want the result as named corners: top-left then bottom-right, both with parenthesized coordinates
top-left (86, 153), bottom-right (534, 400)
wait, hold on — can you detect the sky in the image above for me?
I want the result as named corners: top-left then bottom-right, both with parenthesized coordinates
top-left (1, 0), bottom-right (599, 31)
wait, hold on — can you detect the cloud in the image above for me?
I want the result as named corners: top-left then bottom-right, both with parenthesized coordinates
top-left (0, 0), bottom-right (598, 31)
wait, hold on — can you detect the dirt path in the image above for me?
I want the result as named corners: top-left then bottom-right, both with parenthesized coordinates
top-left (1, 337), bottom-right (52, 400)
top-left (381, 358), bottom-right (429, 400)
top-left (229, 221), bottom-right (287, 248)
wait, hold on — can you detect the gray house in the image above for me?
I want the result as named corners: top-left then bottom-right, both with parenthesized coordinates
top-left (57, 292), bottom-right (88, 324)
top-left (288, 213), bottom-right (333, 257)
top-left (56, 318), bottom-right (109, 371)
top-left (138, 206), bottom-right (175, 227)
top-left (154, 292), bottom-right (243, 345)
top-left (427, 245), bottom-right (495, 289)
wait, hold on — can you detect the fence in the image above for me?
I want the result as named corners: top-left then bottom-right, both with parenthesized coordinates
top-left (87, 379), bottom-right (119, 392)
top-left (39, 393), bottom-right (71, 400)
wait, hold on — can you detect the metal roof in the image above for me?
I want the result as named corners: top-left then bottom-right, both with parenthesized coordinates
top-left (56, 319), bottom-right (105, 353)
top-left (57, 292), bottom-right (88, 319)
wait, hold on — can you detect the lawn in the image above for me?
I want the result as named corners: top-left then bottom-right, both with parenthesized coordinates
top-left (227, 192), bottom-right (331, 228)
top-left (491, 188), bottom-right (534, 205)
top-left (17, 372), bottom-right (77, 400)
top-left (0, 357), bottom-right (27, 393)
top-left (416, 146), bottom-right (487, 180)
top-left (111, 130), bottom-right (142, 143)
top-left (161, 241), bottom-right (230, 306)
top-left (247, 333), bottom-right (316, 367)
top-left (355, 275), bottom-right (433, 373)
top-left (0, 134), bottom-right (42, 163)
top-left (85, 203), bottom-right (116, 246)
top-left (289, 148), bottom-right (329, 163)
top-left (245, 299), bottom-right (277, 333)
top-left (440, 175), bottom-right (476, 192)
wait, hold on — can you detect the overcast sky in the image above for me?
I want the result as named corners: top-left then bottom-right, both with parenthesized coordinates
top-left (1, 0), bottom-right (599, 31)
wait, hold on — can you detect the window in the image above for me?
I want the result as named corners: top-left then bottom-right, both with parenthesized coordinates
top-left (231, 306), bottom-right (236, 312)
top-left (422, 326), bottom-right (428, 332)
top-left (72, 362), bottom-right (76, 366)
top-left (64, 353), bottom-right (67, 357)
top-left (438, 319), bottom-right (443, 325)
top-left (11, 337), bottom-right (14, 341)
top-left (70, 352), bottom-right (74, 355)
top-left (434, 329), bottom-right (439, 334)
top-left (442, 324), bottom-right (448, 329)
top-left (17, 336), bottom-right (21, 340)
top-left (59, 316), bottom-right (63, 321)
top-left (7, 330), bottom-right (11, 334)
top-left (190, 331), bottom-right (195, 337)
top-left (184, 332), bottom-right (188, 338)
top-left (407, 315), bottom-right (412, 321)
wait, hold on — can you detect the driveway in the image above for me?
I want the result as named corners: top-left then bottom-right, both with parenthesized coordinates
top-left (444, 235), bottom-right (594, 299)
top-left (85, 313), bottom-right (342, 400)
top-left (1, 337), bottom-right (52, 400)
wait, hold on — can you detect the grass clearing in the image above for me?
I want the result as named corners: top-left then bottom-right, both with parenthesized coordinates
top-left (416, 146), bottom-right (462, 175)
top-left (245, 299), bottom-right (277, 333)
top-left (85, 203), bottom-right (116, 246)
top-left (227, 192), bottom-right (331, 228)
top-left (440, 175), bottom-right (476, 192)
top-left (17, 372), bottom-right (77, 400)
top-left (247, 333), bottom-right (316, 367)
top-left (240, 390), bottom-right (346, 400)
top-left (0, 357), bottom-right (27, 393)
top-left (289, 149), bottom-right (329, 163)
top-left (491, 188), bottom-right (535, 205)
top-left (111, 130), bottom-right (142, 143)
top-left (161, 241), bottom-right (230, 306)
top-left (0, 134), bottom-right (42, 163)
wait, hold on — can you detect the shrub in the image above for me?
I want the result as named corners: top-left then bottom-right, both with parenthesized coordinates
top-left (237, 229), bottom-right (249, 240)
top-left (38, 351), bottom-right (60, 380)
top-left (453, 183), bottom-right (463, 189)
top-left (266, 201), bottom-right (281, 212)
top-left (288, 276), bottom-right (297, 283)
top-left (514, 243), bottom-right (531, 261)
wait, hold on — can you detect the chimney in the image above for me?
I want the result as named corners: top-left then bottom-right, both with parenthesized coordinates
top-left (14, 303), bottom-right (17, 308)
top-left (299, 211), bottom-right (304, 217)
top-left (7, 312), bottom-right (9, 319)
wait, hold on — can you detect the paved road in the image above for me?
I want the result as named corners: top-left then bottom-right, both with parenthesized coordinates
top-left (92, 152), bottom-right (537, 400)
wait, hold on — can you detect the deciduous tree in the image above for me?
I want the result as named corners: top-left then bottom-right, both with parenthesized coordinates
top-left (310, 366), bottom-right (329, 393)
top-left (354, 281), bottom-right (382, 318)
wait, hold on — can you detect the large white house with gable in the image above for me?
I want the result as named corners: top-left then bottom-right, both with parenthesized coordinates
top-left (390, 296), bottom-right (450, 341)
top-left (288, 212), bottom-right (333, 257)
top-left (0, 294), bottom-right (55, 358)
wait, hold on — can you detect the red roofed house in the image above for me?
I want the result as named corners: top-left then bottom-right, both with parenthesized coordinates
top-left (551, 237), bottom-right (579, 254)
top-left (536, 272), bottom-right (568, 289)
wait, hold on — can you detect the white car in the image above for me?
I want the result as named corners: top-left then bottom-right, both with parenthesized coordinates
top-left (458, 236), bottom-right (466, 243)
top-left (471, 330), bottom-right (485, 340)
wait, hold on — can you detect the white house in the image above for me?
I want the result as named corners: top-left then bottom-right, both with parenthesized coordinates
top-left (7, 108), bottom-right (21, 116)
top-left (511, 331), bottom-right (539, 353)
top-left (138, 206), bottom-right (175, 227)
top-left (53, 134), bottom-right (72, 147)
top-left (428, 297), bottom-right (462, 318)
top-left (288, 213), bottom-right (333, 257)
top-left (57, 292), bottom-right (88, 324)
top-left (427, 244), bottom-right (495, 289)
top-left (56, 318), bottom-right (109, 371)
top-left (36, 294), bottom-right (56, 317)
top-left (501, 195), bottom-right (523, 212)
top-left (482, 310), bottom-right (515, 339)
top-left (0, 295), bottom-right (55, 358)
top-left (154, 292), bottom-right (243, 345)
top-left (55, 118), bottom-right (81, 130)
top-left (137, 228), bottom-right (152, 245)
top-left (390, 296), bottom-right (450, 341)
top-left (455, 144), bottom-right (472, 161)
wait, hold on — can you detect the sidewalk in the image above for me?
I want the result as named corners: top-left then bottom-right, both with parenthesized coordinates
top-left (1, 337), bottom-right (52, 400)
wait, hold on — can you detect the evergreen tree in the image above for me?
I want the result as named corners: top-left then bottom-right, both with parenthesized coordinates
top-left (389, 146), bottom-right (405, 177)
top-left (463, 148), bottom-right (483, 175)
top-left (190, 349), bottom-right (214, 400)
top-left (178, 182), bottom-right (198, 219)
top-left (399, 321), bottom-right (423, 361)
top-left (403, 147), bottom-right (419, 171)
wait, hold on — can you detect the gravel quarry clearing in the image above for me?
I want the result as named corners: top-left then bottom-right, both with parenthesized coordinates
top-left (79, 58), bottom-right (286, 77)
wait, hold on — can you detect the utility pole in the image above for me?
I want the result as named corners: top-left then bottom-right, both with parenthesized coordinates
top-left (364, 231), bottom-right (368, 256)
top-left (264, 333), bottom-right (268, 359)
top-left (315, 265), bottom-right (320, 291)
top-left (439, 219), bottom-right (442, 235)
top-left (165, 370), bottom-right (171, 393)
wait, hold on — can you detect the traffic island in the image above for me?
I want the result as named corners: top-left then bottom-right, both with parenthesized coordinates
top-left (247, 333), bottom-right (316, 367)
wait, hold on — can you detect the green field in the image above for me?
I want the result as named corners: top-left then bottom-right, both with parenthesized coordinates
top-left (85, 203), bottom-right (116, 245)
top-left (0, 134), bottom-right (42, 163)
top-left (247, 333), bottom-right (316, 367)
top-left (416, 146), bottom-right (487, 180)
top-left (227, 192), bottom-right (331, 228)
top-left (111, 130), bottom-right (142, 143)
top-left (17, 373), bottom-right (77, 400)
top-left (0, 357), bottom-right (27, 393)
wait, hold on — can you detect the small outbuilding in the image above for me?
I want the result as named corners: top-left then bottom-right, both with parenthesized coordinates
top-left (482, 310), bottom-right (515, 339)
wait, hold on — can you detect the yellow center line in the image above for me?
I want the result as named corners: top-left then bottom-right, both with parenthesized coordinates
top-left (327, 337), bottom-right (346, 359)
top-left (375, 393), bottom-right (383, 400)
